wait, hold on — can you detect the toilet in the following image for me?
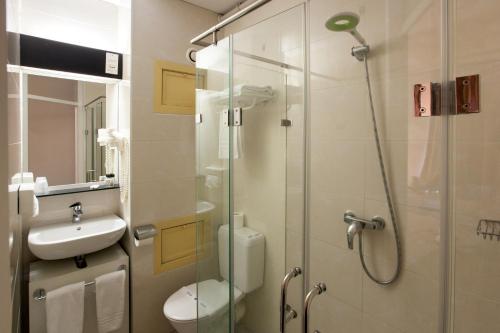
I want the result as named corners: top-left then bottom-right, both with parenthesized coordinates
top-left (163, 222), bottom-right (265, 333)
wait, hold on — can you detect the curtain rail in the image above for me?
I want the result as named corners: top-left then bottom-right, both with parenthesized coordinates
top-left (190, 0), bottom-right (271, 46)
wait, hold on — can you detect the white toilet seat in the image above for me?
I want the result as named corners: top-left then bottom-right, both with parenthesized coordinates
top-left (163, 279), bottom-right (244, 323)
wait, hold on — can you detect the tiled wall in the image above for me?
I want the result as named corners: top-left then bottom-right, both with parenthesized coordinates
top-left (308, 0), bottom-right (443, 332)
top-left (218, 1), bottom-right (444, 332)
top-left (7, 72), bottom-right (21, 180)
top-left (231, 7), bottom-right (305, 333)
top-left (129, 1), bottom-right (217, 331)
top-left (2, 0), bottom-right (15, 330)
top-left (450, 1), bottom-right (500, 332)
top-left (0, 1), bottom-right (12, 332)
top-left (6, 0), bottom-right (21, 328)
top-left (7, 70), bottom-right (22, 333)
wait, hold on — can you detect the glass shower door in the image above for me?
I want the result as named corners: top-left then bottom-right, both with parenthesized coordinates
top-left (195, 5), bottom-right (306, 333)
top-left (195, 37), bottom-right (232, 333)
top-left (307, 0), bottom-right (445, 332)
top-left (448, 1), bottom-right (500, 331)
top-left (231, 6), bottom-right (306, 333)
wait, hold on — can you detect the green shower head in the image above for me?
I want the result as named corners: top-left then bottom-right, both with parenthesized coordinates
top-left (325, 11), bottom-right (367, 46)
top-left (325, 12), bottom-right (360, 32)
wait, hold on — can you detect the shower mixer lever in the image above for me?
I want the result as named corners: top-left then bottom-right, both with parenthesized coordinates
top-left (344, 211), bottom-right (385, 250)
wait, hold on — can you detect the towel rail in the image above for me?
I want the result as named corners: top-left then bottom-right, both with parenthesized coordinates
top-left (32, 264), bottom-right (126, 301)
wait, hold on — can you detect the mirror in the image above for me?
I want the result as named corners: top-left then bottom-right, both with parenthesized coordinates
top-left (20, 72), bottom-right (121, 192)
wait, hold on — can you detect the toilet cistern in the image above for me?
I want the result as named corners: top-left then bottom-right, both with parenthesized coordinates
top-left (70, 202), bottom-right (83, 223)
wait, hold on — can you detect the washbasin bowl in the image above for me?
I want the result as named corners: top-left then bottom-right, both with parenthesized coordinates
top-left (197, 200), bottom-right (215, 214)
top-left (28, 214), bottom-right (126, 260)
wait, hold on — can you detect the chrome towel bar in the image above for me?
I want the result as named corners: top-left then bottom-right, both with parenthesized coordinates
top-left (32, 264), bottom-right (126, 301)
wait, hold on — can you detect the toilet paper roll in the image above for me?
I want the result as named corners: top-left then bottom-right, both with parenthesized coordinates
top-left (134, 237), bottom-right (153, 247)
top-left (233, 213), bottom-right (245, 228)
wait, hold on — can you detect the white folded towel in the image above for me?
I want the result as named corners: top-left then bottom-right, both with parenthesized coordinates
top-left (211, 85), bottom-right (274, 110)
top-left (234, 84), bottom-right (273, 97)
top-left (46, 282), bottom-right (85, 333)
top-left (95, 270), bottom-right (126, 333)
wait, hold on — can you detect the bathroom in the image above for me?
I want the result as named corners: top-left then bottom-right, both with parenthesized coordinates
top-left (1, 0), bottom-right (499, 332)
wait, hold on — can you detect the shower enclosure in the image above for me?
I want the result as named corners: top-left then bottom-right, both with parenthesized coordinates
top-left (194, 0), bottom-right (500, 332)
top-left (85, 96), bottom-right (106, 182)
top-left (195, 5), bottom-right (306, 333)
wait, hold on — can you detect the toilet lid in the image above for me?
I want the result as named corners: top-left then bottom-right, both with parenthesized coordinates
top-left (163, 279), bottom-right (243, 322)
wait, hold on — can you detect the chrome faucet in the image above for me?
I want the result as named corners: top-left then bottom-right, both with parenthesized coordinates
top-left (70, 202), bottom-right (83, 223)
top-left (346, 220), bottom-right (363, 250)
top-left (344, 211), bottom-right (385, 250)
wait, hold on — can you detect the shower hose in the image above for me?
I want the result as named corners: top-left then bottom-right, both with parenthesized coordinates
top-left (359, 56), bottom-right (402, 285)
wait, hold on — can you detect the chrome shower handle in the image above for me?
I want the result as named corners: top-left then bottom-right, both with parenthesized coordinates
top-left (344, 211), bottom-right (385, 230)
top-left (280, 267), bottom-right (302, 333)
top-left (304, 282), bottom-right (327, 333)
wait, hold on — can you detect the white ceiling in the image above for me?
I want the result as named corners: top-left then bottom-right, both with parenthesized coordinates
top-left (183, 0), bottom-right (242, 14)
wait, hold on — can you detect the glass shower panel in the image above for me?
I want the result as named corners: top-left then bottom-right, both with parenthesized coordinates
top-left (449, 1), bottom-right (500, 332)
top-left (84, 97), bottom-right (106, 182)
top-left (231, 6), bottom-right (305, 333)
top-left (195, 37), bottom-right (232, 333)
top-left (308, 0), bottom-right (444, 332)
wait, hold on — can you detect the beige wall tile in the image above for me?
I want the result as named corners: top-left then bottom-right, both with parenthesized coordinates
top-left (363, 269), bottom-right (439, 333)
top-left (1, 2), bottom-right (13, 329)
top-left (453, 292), bottom-right (500, 333)
top-left (449, 0), bottom-right (500, 328)
top-left (310, 192), bottom-right (364, 250)
top-left (454, 214), bottom-right (500, 302)
top-left (310, 294), bottom-right (362, 333)
top-left (310, 240), bottom-right (362, 309)
top-left (309, 1), bottom-right (442, 332)
top-left (362, 313), bottom-right (404, 333)
top-left (129, 1), bottom-right (217, 332)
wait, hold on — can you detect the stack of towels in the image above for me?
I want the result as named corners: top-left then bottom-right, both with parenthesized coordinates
top-left (45, 270), bottom-right (126, 333)
top-left (212, 84), bottom-right (274, 110)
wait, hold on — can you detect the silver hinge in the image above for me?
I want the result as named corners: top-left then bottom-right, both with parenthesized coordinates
top-left (281, 119), bottom-right (292, 127)
top-left (195, 113), bottom-right (202, 124)
top-left (413, 82), bottom-right (441, 117)
top-left (414, 74), bottom-right (480, 117)
top-left (233, 107), bottom-right (242, 126)
top-left (223, 108), bottom-right (243, 126)
top-left (455, 74), bottom-right (480, 114)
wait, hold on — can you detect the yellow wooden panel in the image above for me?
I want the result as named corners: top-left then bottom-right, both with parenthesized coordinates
top-left (161, 223), bottom-right (196, 263)
top-left (154, 213), bottom-right (212, 274)
top-left (154, 60), bottom-right (196, 115)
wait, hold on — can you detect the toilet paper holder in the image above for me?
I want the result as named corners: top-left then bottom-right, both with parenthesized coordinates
top-left (133, 224), bottom-right (157, 241)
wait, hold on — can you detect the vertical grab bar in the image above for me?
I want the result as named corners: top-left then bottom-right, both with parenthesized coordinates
top-left (304, 282), bottom-right (327, 333)
top-left (280, 267), bottom-right (302, 333)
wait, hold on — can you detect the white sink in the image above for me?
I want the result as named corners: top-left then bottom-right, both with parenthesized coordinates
top-left (197, 200), bottom-right (215, 214)
top-left (28, 214), bottom-right (126, 260)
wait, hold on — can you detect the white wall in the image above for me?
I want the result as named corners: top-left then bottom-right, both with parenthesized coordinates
top-left (1, 0), bottom-right (14, 331)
